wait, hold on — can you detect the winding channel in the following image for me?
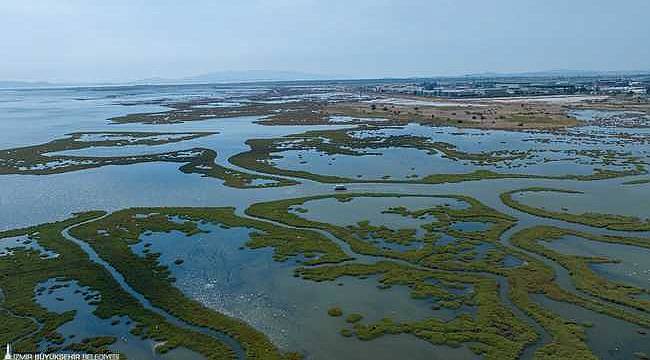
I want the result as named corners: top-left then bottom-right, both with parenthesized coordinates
top-left (58, 184), bottom-right (647, 360)
top-left (237, 206), bottom-right (551, 359)
top-left (237, 185), bottom-right (649, 358)
top-left (500, 210), bottom-right (650, 319)
top-left (61, 215), bottom-right (246, 360)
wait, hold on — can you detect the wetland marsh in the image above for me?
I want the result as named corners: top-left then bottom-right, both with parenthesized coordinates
top-left (1, 83), bottom-right (649, 360)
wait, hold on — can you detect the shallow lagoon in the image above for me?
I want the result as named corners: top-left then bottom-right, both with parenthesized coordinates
top-left (271, 146), bottom-right (617, 179)
top-left (268, 122), bottom-right (643, 180)
top-left (34, 279), bottom-right (204, 360)
top-left (1, 85), bottom-right (649, 359)
top-left (291, 196), bottom-right (466, 228)
top-left (0, 87), bottom-right (166, 149)
top-left (542, 235), bottom-right (650, 290)
top-left (0, 235), bottom-right (58, 259)
top-left (511, 188), bottom-right (650, 220)
top-left (131, 222), bottom-right (477, 359)
top-left (354, 123), bottom-right (650, 158)
top-left (532, 294), bottom-right (649, 360)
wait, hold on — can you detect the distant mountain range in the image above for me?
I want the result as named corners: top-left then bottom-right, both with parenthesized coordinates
top-left (2, 69), bottom-right (649, 89)
top-left (463, 69), bottom-right (650, 78)
top-left (137, 70), bottom-right (335, 84)
top-left (0, 70), bottom-right (335, 89)
top-left (0, 80), bottom-right (56, 88)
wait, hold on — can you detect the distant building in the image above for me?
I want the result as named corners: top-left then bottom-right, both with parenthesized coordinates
top-left (367, 74), bottom-right (650, 99)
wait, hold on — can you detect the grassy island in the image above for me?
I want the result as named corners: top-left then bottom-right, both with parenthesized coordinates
top-left (228, 127), bottom-right (645, 186)
top-left (0, 131), bottom-right (295, 189)
top-left (500, 187), bottom-right (650, 231)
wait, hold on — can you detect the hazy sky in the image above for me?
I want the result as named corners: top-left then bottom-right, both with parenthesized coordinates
top-left (1, 0), bottom-right (649, 82)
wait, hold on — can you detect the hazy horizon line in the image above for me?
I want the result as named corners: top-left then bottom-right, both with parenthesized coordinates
top-left (3, 68), bottom-right (650, 87)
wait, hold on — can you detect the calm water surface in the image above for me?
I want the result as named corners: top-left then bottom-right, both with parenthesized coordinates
top-left (1, 85), bottom-right (649, 359)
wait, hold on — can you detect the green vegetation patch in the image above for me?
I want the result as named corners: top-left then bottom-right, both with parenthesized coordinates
top-left (0, 131), bottom-right (214, 175)
top-left (345, 313), bottom-right (363, 323)
top-left (4, 192), bottom-right (648, 359)
top-left (510, 225), bottom-right (650, 312)
top-left (301, 261), bottom-right (536, 360)
top-left (247, 193), bottom-right (516, 264)
top-left (327, 307), bottom-right (343, 317)
top-left (623, 178), bottom-right (650, 185)
top-left (505, 226), bottom-right (650, 359)
top-left (229, 127), bottom-right (645, 186)
top-left (68, 207), bottom-right (351, 359)
top-left (0, 131), bottom-right (295, 189)
top-left (0, 212), bottom-right (238, 359)
top-left (248, 192), bottom-right (650, 358)
top-left (501, 187), bottom-right (650, 231)
top-left (109, 98), bottom-right (330, 126)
